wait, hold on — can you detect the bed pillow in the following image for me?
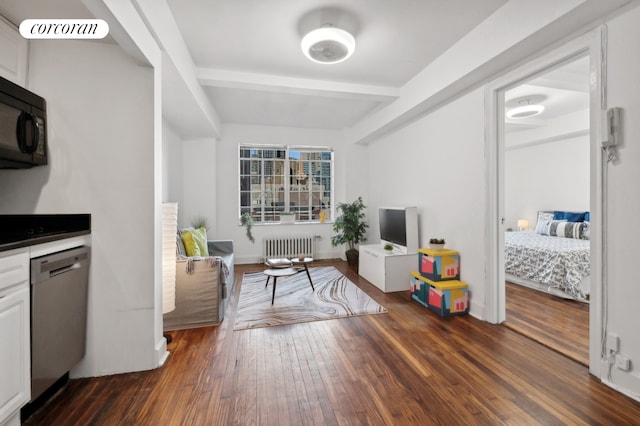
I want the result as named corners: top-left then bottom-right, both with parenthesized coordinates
top-left (552, 221), bottom-right (587, 239)
top-left (542, 220), bottom-right (567, 236)
top-left (553, 211), bottom-right (587, 222)
top-left (534, 211), bottom-right (554, 234)
top-left (581, 222), bottom-right (590, 240)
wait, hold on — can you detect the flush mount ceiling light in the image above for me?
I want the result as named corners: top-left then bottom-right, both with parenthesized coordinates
top-left (506, 98), bottom-right (545, 119)
top-left (301, 25), bottom-right (355, 64)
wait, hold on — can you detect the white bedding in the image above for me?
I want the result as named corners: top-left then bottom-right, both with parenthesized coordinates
top-left (504, 231), bottom-right (590, 300)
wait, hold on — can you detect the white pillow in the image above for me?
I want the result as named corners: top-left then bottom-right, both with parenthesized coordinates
top-left (535, 211), bottom-right (554, 234)
top-left (553, 221), bottom-right (585, 239)
top-left (541, 220), bottom-right (567, 236)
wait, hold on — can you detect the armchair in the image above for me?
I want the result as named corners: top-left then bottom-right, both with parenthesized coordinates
top-left (163, 239), bottom-right (235, 330)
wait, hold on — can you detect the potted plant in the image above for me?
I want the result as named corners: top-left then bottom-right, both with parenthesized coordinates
top-left (429, 238), bottom-right (445, 250)
top-left (279, 211), bottom-right (295, 224)
top-left (240, 212), bottom-right (255, 243)
top-left (191, 215), bottom-right (209, 230)
top-left (331, 196), bottom-right (368, 267)
top-left (383, 243), bottom-right (394, 253)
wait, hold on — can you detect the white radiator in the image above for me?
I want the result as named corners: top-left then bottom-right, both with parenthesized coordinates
top-left (263, 235), bottom-right (315, 261)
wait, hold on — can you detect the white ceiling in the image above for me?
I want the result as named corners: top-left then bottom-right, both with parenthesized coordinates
top-left (0, 0), bottom-right (508, 132)
top-left (505, 55), bottom-right (590, 132)
top-left (166, 0), bottom-right (509, 130)
top-left (167, 0), bottom-right (506, 87)
top-left (0, 0), bottom-right (589, 133)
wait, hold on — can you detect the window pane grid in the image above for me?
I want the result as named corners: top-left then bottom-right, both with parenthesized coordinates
top-left (239, 145), bottom-right (333, 224)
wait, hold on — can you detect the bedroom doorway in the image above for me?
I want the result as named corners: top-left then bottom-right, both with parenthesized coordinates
top-left (485, 27), bottom-right (606, 374)
top-left (502, 56), bottom-right (591, 366)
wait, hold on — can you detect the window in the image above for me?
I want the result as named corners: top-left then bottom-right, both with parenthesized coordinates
top-left (239, 145), bottom-right (334, 224)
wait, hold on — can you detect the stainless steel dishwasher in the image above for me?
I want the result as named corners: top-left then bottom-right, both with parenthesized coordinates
top-left (30, 245), bottom-right (90, 401)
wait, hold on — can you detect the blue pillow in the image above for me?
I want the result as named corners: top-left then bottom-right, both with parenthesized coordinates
top-left (553, 211), bottom-right (586, 222)
top-left (585, 211), bottom-right (590, 222)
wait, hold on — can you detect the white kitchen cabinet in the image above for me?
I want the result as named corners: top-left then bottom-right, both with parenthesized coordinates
top-left (359, 244), bottom-right (417, 293)
top-left (0, 14), bottom-right (28, 86)
top-left (0, 248), bottom-right (30, 426)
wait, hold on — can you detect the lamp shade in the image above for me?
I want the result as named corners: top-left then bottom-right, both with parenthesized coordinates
top-left (517, 219), bottom-right (529, 231)
top-left (301, 26), bottom-right (355, 64)
top-left (162, 203), bottom-right (178, 314)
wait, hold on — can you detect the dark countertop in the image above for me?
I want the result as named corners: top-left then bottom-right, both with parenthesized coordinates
top-left (0, 214), bottom-right (91, 253)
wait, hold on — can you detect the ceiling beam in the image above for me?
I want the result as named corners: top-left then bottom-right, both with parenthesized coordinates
top-left (197, 68), bottom-right (400, 102)
top-left (347, 0), bottom-right (632, 145)
top-left (134, 0), bottom-right (221, 138)
top-left (83, 0), bottom-right (158, 66)
top-left (526, 72), bottom-right (590, 93)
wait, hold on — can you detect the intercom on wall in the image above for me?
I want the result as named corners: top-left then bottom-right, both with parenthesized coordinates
top-left (602, 107), bottom-right (621, 147)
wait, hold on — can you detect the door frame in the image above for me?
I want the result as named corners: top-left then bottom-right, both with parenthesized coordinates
top-left (484, 26), bottom-right (606, 377)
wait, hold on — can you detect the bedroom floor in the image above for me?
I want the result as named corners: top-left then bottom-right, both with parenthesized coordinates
top-left (504, 281), bottom-right (589, 366)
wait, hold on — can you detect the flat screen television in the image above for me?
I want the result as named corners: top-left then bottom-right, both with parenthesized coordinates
top-left (379, 207), bottom-right (418, 254)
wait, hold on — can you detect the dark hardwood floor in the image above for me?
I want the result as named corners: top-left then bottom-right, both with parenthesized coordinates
top-left (26, 260), bottom-right (640, 425)
top-left (504, 281), bottom-right (589, 366)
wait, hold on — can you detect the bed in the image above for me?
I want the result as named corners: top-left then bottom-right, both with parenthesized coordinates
top-left (504, 211), bottom-right (590, 302)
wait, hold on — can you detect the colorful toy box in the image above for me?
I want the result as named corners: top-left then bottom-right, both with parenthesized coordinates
top-left (410, 271), bottom-right (469, 317)
top-left (418, 248), bottom-right (460, 281)
top-left (410, 271), bottom-right (428, 307)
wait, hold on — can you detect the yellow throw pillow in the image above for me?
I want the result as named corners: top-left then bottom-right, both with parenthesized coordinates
top-left (191, 226), bottom-right (209, 256)
top-left (180, 229), bottom-right (201, 257)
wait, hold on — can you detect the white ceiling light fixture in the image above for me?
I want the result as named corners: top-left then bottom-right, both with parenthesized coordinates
top-left (301, 25), bottom-right (355, 64)
top-left (506, 98), bottom-right (545, 119)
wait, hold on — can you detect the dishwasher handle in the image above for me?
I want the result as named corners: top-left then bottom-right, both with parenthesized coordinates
top-left (31, 246), bottom-right (90, 285)
top-left (49, 261), bottom-right (83, 278)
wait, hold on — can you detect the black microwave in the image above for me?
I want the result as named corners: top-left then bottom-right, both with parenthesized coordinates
top-left (0, 75), bottom-right (47, 168)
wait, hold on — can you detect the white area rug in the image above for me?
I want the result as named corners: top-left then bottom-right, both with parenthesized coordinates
top-left (234, 266), bottom-right (387, 330)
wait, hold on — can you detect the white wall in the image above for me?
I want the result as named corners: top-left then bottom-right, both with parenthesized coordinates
top-left (341, 139), bottom-right (370, 205)
top-left (366, 89), bottom-right (487, 318)
top-left (0, 40), bottom-right (159, 376)
top-left (215, 123), bottom-right (349, 264)
top-left (505, 132), bottom-right (590, 230)
top-left (162, 122), bottom-right (183, 205)
top-left (180, 138), bottom-right (217, 231)
top-left (361, 3), bottom-right (640, 399)
top-left (597, 4), bottom-right (640, 397)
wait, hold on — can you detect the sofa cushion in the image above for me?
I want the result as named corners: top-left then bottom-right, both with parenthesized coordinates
top-left (208, 240), bottom-right (235, 292)
top-left (180, 227), bottom-right (209, 257)
top-left (180, 229), bottom-right (200, 256)
top-left (191, 227), bottom-right (209, 256)
top-left (176, 232), bottom-right (187, 256)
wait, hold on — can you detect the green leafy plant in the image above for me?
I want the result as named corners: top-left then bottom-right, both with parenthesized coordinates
top-left (331, 196), bottom-right (368, 251)
top-left (383, 243), bottom-right (393, 251)
top-left (240, 212), bottom-right (255, 243)
top-left (191, 215), bottom-right (209, 230)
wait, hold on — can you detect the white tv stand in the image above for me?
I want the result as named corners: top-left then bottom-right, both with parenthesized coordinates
top-left (358, 244), bottom-right (417, 293)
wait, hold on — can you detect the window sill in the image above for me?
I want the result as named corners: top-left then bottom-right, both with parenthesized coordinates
top-left (246, 221), bottom-right (334, 226)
